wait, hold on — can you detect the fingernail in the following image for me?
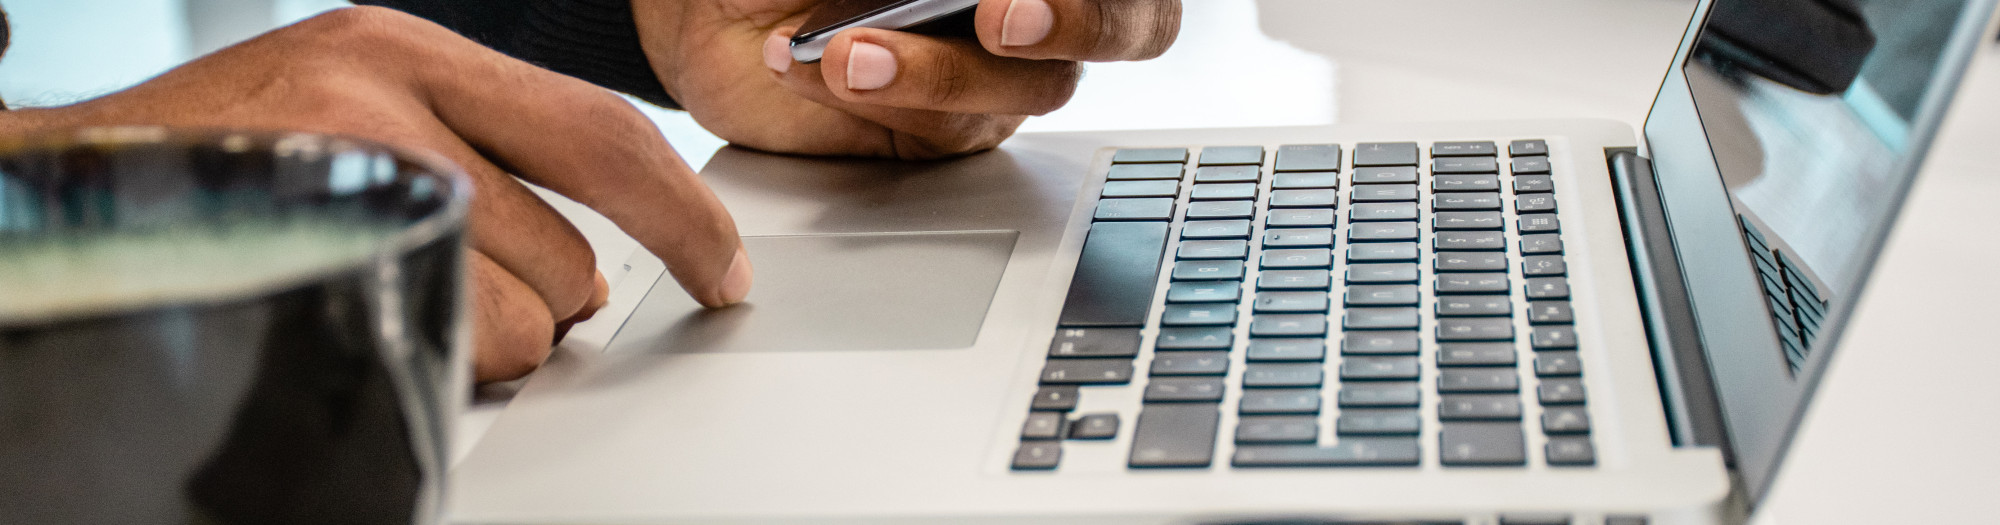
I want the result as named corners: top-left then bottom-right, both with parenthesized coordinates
top-left (719, 248), bottom-right (754, 305)
top-left (763, 33), bottom-right (792, 73)
top-left (1001, 0), bottom-right (1054, 47)
top-left (845, 41), bottom-right (897, 91)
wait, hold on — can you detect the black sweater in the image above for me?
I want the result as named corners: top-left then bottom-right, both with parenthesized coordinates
top-left (355, 0), bottom-right (677, 108)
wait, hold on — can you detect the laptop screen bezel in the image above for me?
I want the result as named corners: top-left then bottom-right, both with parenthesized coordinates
top-left (1639, 0), bottom-right (2000, 505)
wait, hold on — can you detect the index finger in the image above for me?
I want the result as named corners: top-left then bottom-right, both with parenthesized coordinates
top-left (974, 0), bottom-right (1182, 62)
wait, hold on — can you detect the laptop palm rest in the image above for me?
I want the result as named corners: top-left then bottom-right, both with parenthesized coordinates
top-left (605, 231), bottom-right (1018, 354)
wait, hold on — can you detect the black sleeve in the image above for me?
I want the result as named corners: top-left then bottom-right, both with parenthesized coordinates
top-left (353, 0), bottom-right (678, 108)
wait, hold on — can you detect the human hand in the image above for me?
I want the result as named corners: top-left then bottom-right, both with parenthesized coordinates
top-left (634, 0), bottom-right (1182, 159)
top-left (0, 7), bottom-right (752, 382)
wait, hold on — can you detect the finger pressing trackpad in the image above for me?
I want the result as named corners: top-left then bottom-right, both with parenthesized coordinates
top-left (606, 231), bottom-right (1018, 354)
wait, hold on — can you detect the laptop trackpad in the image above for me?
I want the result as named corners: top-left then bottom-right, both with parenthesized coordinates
top-left (606, 231), bottom-right (1018, 354)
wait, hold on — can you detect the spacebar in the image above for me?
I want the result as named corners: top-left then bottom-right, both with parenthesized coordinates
top-left (1057, 221), bottom-right (1170, 326)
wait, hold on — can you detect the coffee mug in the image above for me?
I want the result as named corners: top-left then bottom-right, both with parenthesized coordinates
top-left (0, 128), bottom-right (470, 524)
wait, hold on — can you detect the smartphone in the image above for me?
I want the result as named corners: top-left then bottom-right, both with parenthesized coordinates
top-left (789, 0), bottom-right (981, 63)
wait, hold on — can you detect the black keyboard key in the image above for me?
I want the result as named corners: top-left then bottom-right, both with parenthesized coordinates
top-left (1251, 314), bottom-right (1329, 337)
top-left (1350, 222), bottom-right (1420, 242)
top-left (1129, 404), bottom-right (1221, 468)
top-left (1232, 439), bottom-right (1421, 467)
top-left (1535, 352), bottom-right (1584, 376)
top-left (1528, 301), bottom-right (1574, 324)
top-left (1272, 171), bottom-right (1340, 189)
top-left (1243, 363), bottom-right (1325, 388)
top-left (1539, 378), bottom-right (1588, 405)
top-left (1352, 184), bottom-right (1419, 202)
top-left (1347, 263), bottom-right (1420, 284)
top-left (1432, 141), bottom-right (1497, 157)
top-left (1433, 174), bottom-right (1501, 192)
top-left (1270, 189), bottom-right (1339, 207)
top-left (1354, 142), bottom-right (1419, 166)
top-left (1031, 385), bottom-right (1080, 411)
top-left (1348, 242), bottom-right (1419, 262)
top-left (1525, 277), bottom-right (1570, 299)
top-left (1346, 284), bottom-right (1420, 306)
top-left (1259, 270), bottom-right (1332, 290)
top-left (1267, 208), bottom-right (1334, 227)
top-left (1199, 146), bottom-right (1264, 166)
top-left (1439, 368), bottom-right (1520, 393)
top-left (1519, 213), bottom-right (1560, 233)
top-left (1057, 221), bottom-right (1170, 326)
top-left (1350, 202), bottom-right (1419, 221)
top-left (1546, 437), bottom-right (1596, 466)
top-left (1240, 389), bottom-right (1321, 414)
top-left (1516, 194), bottom-right (1558, 213)
top-left (1114, 147), bottom-right (1188, 164)
top-left (1094, 198), bottom-right (1175, 220)
top-left (1048, 327), bottom-right (1142, 358)
top-left (1337, 409), bottom-right (1423, 435)
top-left (1166, 281), bottom-right (1240, 303)
top-left (1262, 248), bottom-right (1332, 269)
top-left (1436, 273), bottom-right (1509, 294)
top-left (1531, 326), bottom-right (1578, 349)
top-left (1438, 318), bottom-right (1515, 341)
top-left (1172, 259), bottom-right (1244, 281)
top-left (1265, 228), bottom-right (1335, 247)
top-left (1178, 239), bottom-right (1248, 260)
top-left (1508, 140), bottom-right (1548, 156)
top-left (1433, 192), bottom-right (1503, 211)
top-left (1194, 165), bottom-right (1262, 183)
top-left (1185, 200), bottom-right (1255, 219)
top-left (1070, 413), bottom-right (1120, 439)
top-left (1440, 422), bottom-right (1526, 466)
top-left (1435, 252), bottom-right (1508, 272)
top-left (1436, 295), bottom-right (1511, 317)
top-left (1182, 219), bottom-right (1252, 240)
top-left (1156, 326), bottom-right (1234, 349)
top-left (1254, 291), bottom-right (1329, 313)
top-left (1191, 182), bottom-right (1257, 200)
top-left (1040, 359), bottom-right (1134, 385)
top-left (1143, 377), bottom-right (1227, 402)
top-left (1511, 156), bottom-right (1551, 174)
top-left (1236, 416), bottom-right (1319, 444)
top-left (1011, 441), bottom-right (1062, 470)
top-left (1542, 406), bottom-right (1592, 434)
top-left (1161, 303), bottom-right (1237, 326)
top-left (1520, 233), bottom-right (1564, 254)
top-left (1440, 394), bottom-right (1523, 420)
top-left (1434, 211), bottom-right (1505, 230)
top-left (1433, 156), bottom-right (1499, 173)
top-left (1513, 174), bottom-right (1554, 193)
top-left (1151, 352), bottom-right (1231, 376)
top-left (1339, 383), bottom-right (1421, 407)
top-left (1522, 255), bottom-right (1567, 276)
top-left (1274, 144), bottom-right (1342, 172)
top-left (1344, 307), bottom-right (1420, 330)
top-left (1343, 331), bottom-right (1419, 355)
top-left (1246, 338), bottom-right (1327, 361)
top-left (1437, 342), bottom-right (1516, 366)
top-left (1102, 180), bottom-right (1179, 198)
top-left (1107, 163), bottom-right (1184, 180)
top-left (1435, 231), bottom-right (1505, 251)
top-left (1340, 356), bottom-right (1420, 380)
top-left (1023, 412), bottom-right (1065, 439)
top-left (1352, 166), bottom-right (1418, 183)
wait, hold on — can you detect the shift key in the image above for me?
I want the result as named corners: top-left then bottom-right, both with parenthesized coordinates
top-left (1129, 404), bottom-right (1221, 468)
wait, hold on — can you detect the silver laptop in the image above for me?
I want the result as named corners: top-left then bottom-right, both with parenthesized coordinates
top-left (451, 1), bottom-right (1999, 523)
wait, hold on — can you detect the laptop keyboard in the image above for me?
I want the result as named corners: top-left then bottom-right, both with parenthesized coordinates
top-left (1012, 140), bottom-right (1597, 471)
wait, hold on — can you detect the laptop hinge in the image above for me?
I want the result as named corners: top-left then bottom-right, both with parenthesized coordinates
top-left (1606, 148), bottom-right (1729, 453)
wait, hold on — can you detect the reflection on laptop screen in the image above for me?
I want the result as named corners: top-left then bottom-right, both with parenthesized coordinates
top-left (1683, 0), bottom-right (1975, 374)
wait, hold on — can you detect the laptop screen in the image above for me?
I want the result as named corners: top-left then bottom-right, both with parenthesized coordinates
top-left (1683, 0), bottom-right (1975, 374)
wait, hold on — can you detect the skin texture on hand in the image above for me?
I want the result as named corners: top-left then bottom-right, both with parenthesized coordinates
top-left (0, 7), bottom-right (751, 383)
top-left (632, 0), bottom-right (1182, 160)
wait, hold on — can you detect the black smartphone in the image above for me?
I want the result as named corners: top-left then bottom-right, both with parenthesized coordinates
top-left (788, 0), bottom-right (981, 63)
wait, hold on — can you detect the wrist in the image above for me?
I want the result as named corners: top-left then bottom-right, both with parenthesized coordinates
top-left (629, 0), bottom-right (692, 105)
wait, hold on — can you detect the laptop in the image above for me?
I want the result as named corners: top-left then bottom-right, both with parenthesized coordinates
top-left (450, 0), bottom-right (1999, 523)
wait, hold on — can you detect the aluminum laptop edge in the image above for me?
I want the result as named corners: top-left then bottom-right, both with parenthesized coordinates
top-left (450, 1), bottom-right (2000, 524)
